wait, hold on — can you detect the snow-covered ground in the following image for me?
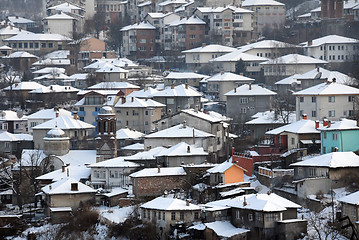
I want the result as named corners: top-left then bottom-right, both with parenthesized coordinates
top-left (99, 205), bottom-right (135, 224)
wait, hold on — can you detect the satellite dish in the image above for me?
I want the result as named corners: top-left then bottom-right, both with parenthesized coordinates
top-left (16, 110), bottom-right (23, 119)
top-left (314, 72), bottom-right (322, 80)
top-left (0, 111), bottom-right (6, 118)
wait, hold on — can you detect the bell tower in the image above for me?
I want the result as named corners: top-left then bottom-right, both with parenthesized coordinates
top-left (96, 106), bottom-right (117, 162)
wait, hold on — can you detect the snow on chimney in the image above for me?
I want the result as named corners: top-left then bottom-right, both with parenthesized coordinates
top-left (315, 120), bottom-right (319, 129)
top-left (332, 78), bottom-right (336, 83)
top-left (157, 165), bottom-right (161, 173)
top-left (334, 147), bottom-right (338, 152)
top-left (323, 118), bottom-right (328, 126)
top-left (71, 183), bottom-right (78, 191)
top-left (185, 83), bottom-right (188, 89)
top-left (187, 146), bottom-right (191, 153)
top-left (302, 114), bottom-right (307, 120)
top-left (308, 40), bottom-right (312, 46)
top-left (186, 199), bottom-right (190, 206)
top-left (171, 84), bottom-right (174, 89)
top-left (55, 111), bottom-right (59, 118)
top-left (327, 120), bottom-right (331, 128)
top-left (73, 111), bottom-right (78, 120)
top-left (249, 83), bottom-right (252, 90)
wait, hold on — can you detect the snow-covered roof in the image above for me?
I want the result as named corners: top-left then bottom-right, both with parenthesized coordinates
top-left (238, 40), bottom-right (299, 52)
top-left (7, 16), bottom-right (35, 24)
top-left (32, 58), bottom-right (70, 66)
top-left (145, 123), bottom-right (214, 139)
top-left (88, 81), bottom-right (139, 90)
top-left (89, 156), bottom-right (140, 168)
top-left (182, 44), bottom-right (236, 53)
top-left (146, 12), bottom-right (175, 18)
top-left (300, 35), bottom-right (359, 47)
top-left (48, 2), bottom-right (82, 11)
top-left (164, 72), bottom-right (209, 79)
top-left (4, 32), bottom-right (72, 41)
top-left (211, 50), bottom-right (269, 62)
top-left (290, 152), bottom-right (359, 168)
top-left (130, 166), bottom-right (186, 178)
top-left (68, 73), bottom-right (88, 80)
top-left (95, 63), bottom-right (129, 73)
top-left (153, 84), bottom-right (202, 97)
top-left (0, 25), bottom-right (31, 36)
top-left (204, 221), bottom-right (249, 237)
top-left (207, 160), bottom-right (246, 173)
top-left (32, 67), bottom-right (65, 75)
top-left (33, 72), bottom-right (69, 80)
top-left (114, 96), bottom-right (165, 108)
top-left (121, 143), bottom-right (144, 151)
top-left (275, 74), bottom-right (301, 85)
top-left (27, 108), bottom-right (72, 120)
top-left (159, 0), bottom-right (188, 6)
top-left (318, 118), bottom-right (359, 131)
top-left (84, 58), bottom-right (138, 69)
top-left (141, 196), bottom-right (200, 210)
top-left (206, 72), bottom-right (254, 82)
top-left (260, 54), bottom-right (327, 65)
top-left (43, 50), bottom-right (69, 59)
top-left (29, 85), bottom-right (79, 94)
top-left (127, 87), bottom-right (159, 98)
top-left (0, 110), bottom-right (26, 121)
top-left (265, 119), bottom-right (320, 135)
top-left (121, 21), bottom-right (156, 31)
top-left (138, 1), bottom-right (152, 7)
top-left (224, 84), bottom-right (277, 96)
top-left (155, 142), bottom-right (208, 157)
top-left (0, 132), bottom-right (32, 142)
top-left (296, 67), bottom-right (355, 85)
top-left (245, 110), bottom-right (296, 125)
top-left (293, 82), bottom-right (359, 96)
top-left (125, 146), bottom-right (166, 161)
top-left (242, 0), bottom-right (285, 6)
top-left (169, 15), bottom-right (206, 26)
top-left (36, 165), bottom-right (90, 182)
top-left (338, 191), bottom-right (359, 205)
top-left (41, 177), bottom-right (96, 195)
top-left (196, 6), bottom-right (253, 14)
top-left (44, 12), bottom-right (75, 20)
top-left (116, 128), bottom-right (145, 140)
top-left (6, 51), bottom-right (38, 59)
top-left (180, 109), bottom-right (227, 123)
top-left (32, 115), bottom-right (95, 130)
top-left (0, 45), bottom-right (12, 50)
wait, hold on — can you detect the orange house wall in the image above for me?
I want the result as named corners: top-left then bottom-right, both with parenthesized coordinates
top-left (224, 165), bottom-right (244, 184)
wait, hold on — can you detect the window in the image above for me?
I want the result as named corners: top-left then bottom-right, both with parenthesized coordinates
top-left (349, 110), bottom-right (354, 116)
top-left (349, 96), bottom-right (355, 102)
top-left (236, 210), bottom-right (240, 219)
top-left (163, 212), bottom-right (165, 220)
top-left (158, 211), bottom-right (161, 220)
top-left (240, 107), bottom-right (247, 113)
top-left (323, 146), bottom-right (326, 153)
top-left (29, 43), bottom-right (33, 48)
top-left (324, 131), bottom-right (327, 139)
top-left (300, 97), bottom-right (304, 102)
top-left (291, 137), bottom-right (295, 145)
top-left (240, 98), bottom-right (248, 104)
top-left (18, 42), bottom-right (23, 48)
top-left (24, 43), bottom-right (28, 48)
top-left (41, 42), bottom-right (46, 48)
top-left (194, 212), bottom-right (199, 220)
top-left (180, 212), bottom-right (184, 220)
top-left (143, 210), bottom-right (146, 218)
top-left (312, 111), bottom-right (316, 117)
top-left (333, 133), bottom-right (338, 140)
top-left (171, 212), bottom-right (176, 220)
top-left (312, 97), bottom-right (316, 103)
top-left (189, 34), bottom-right (196, 39)
top-left (248, 214), bottom-right (253, 221)
top-left (329, 110), bottom-right (335, 117)
top-left (328, 96), bottom-right (335, 102)
top-left (139, 39), bottom-right (146, 43)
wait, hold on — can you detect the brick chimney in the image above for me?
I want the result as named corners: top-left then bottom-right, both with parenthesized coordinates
top-left (243, 196), bottom-right (247, 206)
top-left (323, 119), bottom-right (328, 126)
top-left (327, 120), bottom-right (331, 128)
top-left (334, 147), bottom-right (338, 152)
top-left (315, 120), bottom-right (319, 129)
top-left (249, 83), bottom-right (252, 90)
top-left (186, 199), bottom-right (190, 206)
top-left (71, 183), bottom-right (78, 191)
top-left (171, 84), bottom-right (174, 89)
top-left (157, 165), bottom-right (161, 173)
top-left (55, 111), bottom-right (59, 118)
top-left (234, 87), bottom-right (237, 93)
top-left (73, 111), bottom-right (78, 120)
top-left (187, 146), bottom-right (191, 153)
top-left (62, 165), bottom-right (66, 172)
top-left (302, 114), bottom-right (307, 120)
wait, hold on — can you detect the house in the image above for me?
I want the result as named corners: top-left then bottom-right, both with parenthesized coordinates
top-left (32, 115), bottom-right (95, 150)
top-left (0, 45), bottom-right (12, 56)
top-left (114, 96), bottom-right (165, 133)
top-left (129, 166), bottom-right (187, 198)
top-left (164, 72), bottom-right (209, 88)
top-left (89, 156), bottom-right (140, 189)
top-left (300, 35), bottom-right (359, 63)
top-left (121, 21), bottom-right (156, 59)
top-left (127, 86), bottom-right (159, 99)
top-left (194, 6), bottom-right (253, 46)
top-left (260, 54), bottom-right (327, 86)
top-left (43, 12), bottom-right (78, 38)
top-left (241, 0), bottom-right (286, 37)
top-left (181, 44), bottom-right (236, 71)
top-left (2, 82), bottom-right (46, 107)
top-left (265, 118), bottom-right (322, 151)
top-left (207, 159), bottom-right (247, 186)
top-left (203, 221), bottom-right (249, 240)
top-left (96, 0), bottom-right (127, 23)
top-left (155, 142), bottom-right (208, 167)
top-left (274, 74), bottom-right (302, 96)
top-left (293, 82), bottom-right (359, 121)
top-left (0, 110), bottom-right (27, 134)
top-left (0, 132), bottom-right (33, 158)
top-left (224, 84), bottom-right (277, 129)
top-left (205, 72), bottom-right (255, 101)
top-left (165, 15), bottom-right (206, 51)
top-left (319, 118), bottom-right (359, 154)
top-left (29, 85), bottom-right (79, 107)
top-left (158, 0), bottom-right (188, 12)
top-left (140, 196), bottom-right (201, 238)
top-left (41, 178), bottom-right (96, 220)
top-left (47, 2), bottom-right (85, 17)
top-left (125, 146), bottom-right (167, 167)
top-left (27, 108), bottom-right (72, 133)
top-left (4, 51), bottom-right (38, 71)
top-left (6, 16), bottom-right (35, 30)
top-left (94, 63), bottom-right (129, 82)
top-left (87, 82), bottom-right (139, 95)
top-left (0, 25), bottom-right (31, 46)
top-left (210, 50), bottom-right (268, 80)
top-left (121, 143), bottom-right (144, 156)
top-left (245, 110), bottom-right (296, 140)
top-left (291, 152), bottom-right (359, 198)
top-left (3, 32), bottom-right (72, 55)
top-left (338, 191), bottom-right (359, 237)
top-left (116, 128), bottom-right (145, 153)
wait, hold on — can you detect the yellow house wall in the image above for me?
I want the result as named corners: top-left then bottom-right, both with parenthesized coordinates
top-left (224, 165), bottom-right (244, 184)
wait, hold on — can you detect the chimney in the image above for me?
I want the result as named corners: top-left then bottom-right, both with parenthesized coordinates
top-left (195, 105), bottom-right (199, 112)
top-left (202, 43), bottom-right (206, 48)
top-left (315, 120), bottom-right (319, 129)
top-left (234, 87), bottom-right (237, 93)
top-left (157, 165), bottom-right (161, 173)
top-left (302, 114), bottom-right (307, 120)
top-left (267, 191), bottom-right (271, 195)
top-left (221, 71), bottom-right (224, 75)
top-left (186, 199), bottom-right (190, 206)
top-left (240, 73), bottom-right (243, 76)
top-left (145, 97), bottom-right (148, 101)
top-left (55, 111), bottom-right (59, 118)
top-left (164, 190), bottom-right (168, 197)
top-left (249, 83), bottom-right (252, 90)
top-left (171, 84), bottom-right (174, 89)
top-left (49, 185), bottom-right (52, 190)
top-left (204, 160), bottom-right (207, 165)
top-left (327, 120), bottom-right (331, 128)
top-left (131, 97), bottom-right (134, 102)
top-left (187, 146), bottom-right (191, 153)
top-left (183, 119), bottom-right (187, 128)
top-left (308, 40), bottom-right (312, 46)
top-left (185, 83), bottom-right (188, 89)
top-left (147, 146), bottom-right (152, 151)
top-left (317, 67), bottom-right (320, 72)
top-left (332, 78), bottom-right (336, 83)
top-left (334, 147), bottom-right (339, 152)
top-left (73, 111), bottom-right (78, 120)
top-left (243, 196), bottom-right (247, 206)
top-left (62, 165), bottom-right (66, 172)
top-left (323, 118), bottom-right (328, 126)
top-left (67, 168), bottom-right (69, 177)
top-left (177, 106), bottom-right (181, 112)
top-left (71, 183), bottom-right (78, 191)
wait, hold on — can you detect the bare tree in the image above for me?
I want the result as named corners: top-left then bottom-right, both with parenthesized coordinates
top-left (1, 68), bottom-right (23, 108)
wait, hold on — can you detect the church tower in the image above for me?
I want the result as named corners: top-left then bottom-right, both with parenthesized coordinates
top-left (96, 106), bottom-right (117, 162)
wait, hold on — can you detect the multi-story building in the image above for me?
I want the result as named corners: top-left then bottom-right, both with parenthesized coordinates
top-left (300, 35), bottom-right (359, 63)
top-left (43, 12), bottom-right (78, 38)
top-left (96, 0), bottom-right (127, 24)
top-left (293, 81), bottom-right (359, 121)
top-left (241, 0), bottom-right (285, 37)
top-left (121, 21), bottom-right (156, 59)
top-left (195, 6), bottom-right (253, 46)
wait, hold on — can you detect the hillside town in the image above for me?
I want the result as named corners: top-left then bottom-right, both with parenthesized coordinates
top-left (1, 0), bottom-right (359, 239)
